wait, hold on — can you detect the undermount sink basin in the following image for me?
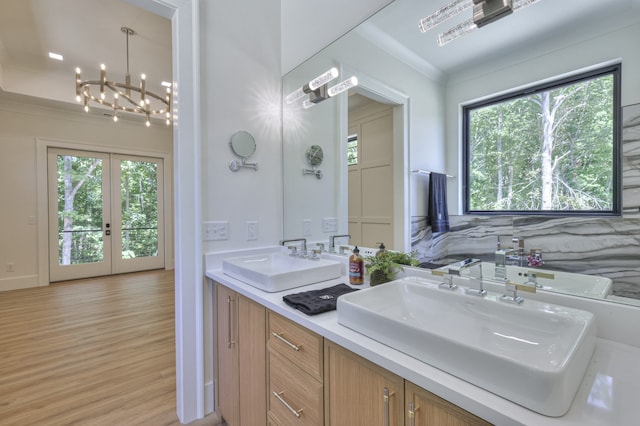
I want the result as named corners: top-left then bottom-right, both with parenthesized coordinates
top-left (222, 253), bottom-right (342, 292)
top-left (337, 277), bottom-right (597, 416)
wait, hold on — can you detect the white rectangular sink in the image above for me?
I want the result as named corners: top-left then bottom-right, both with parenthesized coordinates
top-left (337, 277), bottom-right (597, 416)
top-left (222, 253), bottom-right (342, 292)
top-left (478, 262), bottom-right (612, 299)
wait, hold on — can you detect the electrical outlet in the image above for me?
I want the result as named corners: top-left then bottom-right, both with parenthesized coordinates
top-left (303, 219), bottom-right (312, 236)
top-left (203, 221), bottom-right (229, 241)
top-left (322, 217), bottom-right (337, 233)
top-left (246, 221), bottom-right (258, 241)
top-left (6, 263), bottom-right (15, 272)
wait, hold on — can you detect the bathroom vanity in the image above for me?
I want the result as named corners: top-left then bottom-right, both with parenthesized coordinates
top-left (206, 249), bottom-right (640, 425)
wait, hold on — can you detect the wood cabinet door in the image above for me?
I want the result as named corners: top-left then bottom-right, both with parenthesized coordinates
top-left (405, 381), bottom-right (491, 426)
top-left (238, 295), bottom-right (267, 426)
top-left (216, 284), bottom-right (239, 426)
top-left (324, 341), bottom-right (404, 426)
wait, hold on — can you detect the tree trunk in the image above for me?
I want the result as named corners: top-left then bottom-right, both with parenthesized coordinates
top-left (540, 92), bottom-right (554, 209)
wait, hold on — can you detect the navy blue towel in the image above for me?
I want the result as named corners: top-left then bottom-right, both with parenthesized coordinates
top-left (428, 172), bottom-right (450, 233)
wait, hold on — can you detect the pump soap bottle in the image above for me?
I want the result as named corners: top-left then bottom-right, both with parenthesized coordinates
top-left (349, 246), bottom-right (364, 285)
top-left (376, 242), bottom-right (386, 257)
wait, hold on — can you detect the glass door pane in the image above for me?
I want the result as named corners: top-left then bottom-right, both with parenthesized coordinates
top-left (48, 149), bottom-right (111, 281)
top-left (112, 155), bottom-right (164, 274)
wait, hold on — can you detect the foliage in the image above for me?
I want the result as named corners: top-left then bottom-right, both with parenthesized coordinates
top-left (364, 250), bottom-right (419, 284)
top-left (57, 155), bottom-right (158, 265)
top-left (467, 70), bottom-right (615, 212)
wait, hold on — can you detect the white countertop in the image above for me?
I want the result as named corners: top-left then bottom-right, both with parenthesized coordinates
top-left (206, 268), bottom-right (640, 426)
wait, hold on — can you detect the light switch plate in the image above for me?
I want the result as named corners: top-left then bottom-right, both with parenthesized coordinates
top-left (303, 219), bottom-right (312, 236)
top-left (322, 217), bottom-right (337, 233)
top-left (203, 221), bottom-right (229, 241)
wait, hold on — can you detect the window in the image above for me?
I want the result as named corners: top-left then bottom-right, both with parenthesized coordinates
top-left (463, 64), bottom-right (621, 215)
top-left (347, 134), bottom-right (358, 166)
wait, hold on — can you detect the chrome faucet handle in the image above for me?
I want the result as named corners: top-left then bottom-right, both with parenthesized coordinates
top-left (287, 246), bottom-right (299, 257)
top-left (464, 277), bottom-right (486, 297)
top-left (500, 282), bottom-right (524, 304)
top-left (432, 269), bottom-right (458, 290)
top-left (338, 245), bottom-right (350, 255)
top-left (500, 281), bottom-right (536, 304)
top-left (309, 249), bottom-right (321, 260)
top-left (315, 243), bottom-right (325, 253)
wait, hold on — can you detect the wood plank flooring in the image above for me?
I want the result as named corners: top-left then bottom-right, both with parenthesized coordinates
top-left (0, 270), bottom-right (219, 426)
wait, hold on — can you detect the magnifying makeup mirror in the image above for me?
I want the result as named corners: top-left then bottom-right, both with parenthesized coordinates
top-left (303, 144), bottom-right (324, 179)
top-left (229, 131), bottom-right (258, 171)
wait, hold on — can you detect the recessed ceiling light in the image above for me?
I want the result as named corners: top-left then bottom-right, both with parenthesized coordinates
top-left (48, 52), bottom-right (64, 61)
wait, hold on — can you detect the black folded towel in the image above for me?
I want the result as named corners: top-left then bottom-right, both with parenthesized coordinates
top-left (283, 284), bottom-right (358, 316)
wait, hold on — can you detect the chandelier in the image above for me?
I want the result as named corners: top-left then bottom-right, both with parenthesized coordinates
top-left (75, 27), bottom-right (172, 126)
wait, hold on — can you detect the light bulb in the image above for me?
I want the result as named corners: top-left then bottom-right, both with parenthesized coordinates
top-left (146, 120), bottom-right (151, 127)
top-left (437, 18), bottom-right (477, 46)
top-left (113, 115), bottom-right (118, 122)
top-left (141, 73), bottom-right (146, 80)
top-left (328, 76), bottom-right (358, 97)
top-left (100, 92), bottom-right (106, 100)
top-left (75, 95), bottom-right (82, 103)
top-left (75, 67), bottom-right (81, 74)
top-left (419, 0), bottom-right (473, 33)
top-left (100, 64), bottom-right (106, 71)
top-left (286, 87), bottom-right (306, 104)
top-left (84, 105), bottom-right (89, 113)
top-left (308, 68), bottom-right (339, 90)
top-left (166, 119), bottom-right (171, 126)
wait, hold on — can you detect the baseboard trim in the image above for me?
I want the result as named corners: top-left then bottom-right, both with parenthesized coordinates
top-left (0, 275), bottom-right (40, 292)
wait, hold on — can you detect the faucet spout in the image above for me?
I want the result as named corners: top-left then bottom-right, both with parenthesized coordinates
top-left (280, 238), bottom-right (307, 256)
top-left (328, 234), bottom-right (351, 253)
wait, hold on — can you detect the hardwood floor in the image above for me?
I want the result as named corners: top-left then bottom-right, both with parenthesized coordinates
top-left (0, 270), bottom-right (220, 426)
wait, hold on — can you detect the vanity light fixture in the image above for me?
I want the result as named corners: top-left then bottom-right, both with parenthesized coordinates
top-left (287, 68), bottom-right (359, 109)
top-left (420, 0), bottom-right (541, 46)
top-left (75, 27), bottom-right (172, 127)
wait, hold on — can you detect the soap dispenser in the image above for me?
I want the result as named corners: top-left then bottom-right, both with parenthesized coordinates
top-left (349, 246), bottom-right (364, 285)
top-left (375, 242), bottom-right (386, 257)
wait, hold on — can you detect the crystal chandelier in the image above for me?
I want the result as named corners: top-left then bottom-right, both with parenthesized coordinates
top-left (75, 27), bottom-right (172, 126)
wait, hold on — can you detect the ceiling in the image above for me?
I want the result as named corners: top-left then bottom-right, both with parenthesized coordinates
top-left (354, 0), bottom-right (640, 81)
top-left (2, 0), bottom-right (640, 113)
top-left (0, 0), bottom-right (171, 114)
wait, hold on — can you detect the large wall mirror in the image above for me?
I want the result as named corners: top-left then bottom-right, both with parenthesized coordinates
top-left (283, 0), bottom-right (640, 307)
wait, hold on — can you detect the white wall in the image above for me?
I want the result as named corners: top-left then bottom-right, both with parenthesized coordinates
top-left (200, 0), bottom-right (282, 253)
top-left (281, 0), bottom-right (394, 74)
top-left (0, 98), bottom-right (173, 291)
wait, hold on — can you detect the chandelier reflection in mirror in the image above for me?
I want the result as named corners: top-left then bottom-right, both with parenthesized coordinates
top-left (419, 0), bottom-right (541, 46)
top-left (285, 67), bottom-right (358, 109)
top-left (75, 27), bottom-right (172, 127)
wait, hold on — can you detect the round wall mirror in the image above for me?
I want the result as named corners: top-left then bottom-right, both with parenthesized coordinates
top-left (230, 131), bottom-right (256, 159)
top-left (306, 145), bottom-right (324, 167)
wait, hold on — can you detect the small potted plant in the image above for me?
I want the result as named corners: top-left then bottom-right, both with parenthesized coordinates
top-left (364, 250), bottom-right (419, 286)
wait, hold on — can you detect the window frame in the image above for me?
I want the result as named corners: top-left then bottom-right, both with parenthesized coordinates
top-left (462, 63), bottom-right (622, 216)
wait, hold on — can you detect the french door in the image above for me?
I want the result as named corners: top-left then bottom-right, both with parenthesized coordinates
top-left (48, 148), bottom-right (165, 282)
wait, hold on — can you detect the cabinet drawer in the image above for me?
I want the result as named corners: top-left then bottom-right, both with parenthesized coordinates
top-left (267, 311), bottom-right (323, 381)
top-left (268, 351), bottom-right (323, 426)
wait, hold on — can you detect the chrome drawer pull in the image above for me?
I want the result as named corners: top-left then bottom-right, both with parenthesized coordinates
top-left (227, 296), bottom-right (236, 348)
top-left (273, 391), bottom-right (303, 418)
top-left (271, 332), bottom-right (301, 351)
top-left (408, 401), bottom-right (419, 426)
top-left (383, 387), bottom-right (395, 426)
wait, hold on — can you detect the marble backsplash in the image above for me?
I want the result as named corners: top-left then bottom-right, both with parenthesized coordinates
top-left (412, 103), bottom-right (640, 300)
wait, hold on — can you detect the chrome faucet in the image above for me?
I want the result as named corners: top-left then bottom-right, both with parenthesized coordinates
top-left (328, 234), bottom-right (350, 253)
top-left (280, 238), bottom-right (307, 257)
top-left (448, 258), bottom-right (485, 296)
